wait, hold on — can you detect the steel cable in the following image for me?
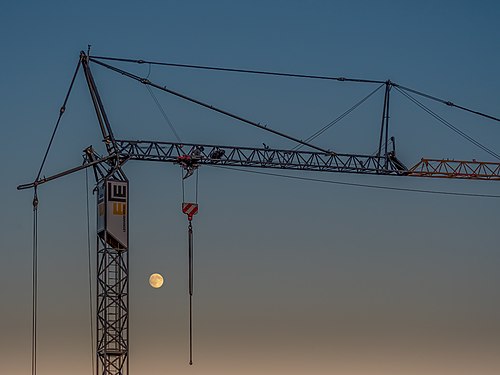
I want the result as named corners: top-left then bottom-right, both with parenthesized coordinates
top-left (188, 220), bottom-right (194, 365)
top-left (208, 165), bottom-right (500, 198)
top-left (393, 83), bottom-right (500, 123)
top-left (90, 55), bottom-right (385, 84)
top-left (31, 191), bottom-right (39, 375)
top-left (395, 87), bottom-right (500, 160)
top-left (90, 55), bottom-right (500, 124)
top-left (89, 58), bottom-right (332, 154)
top-left (145, 85), bottom-right (182, 143)
top-left (293, 83), bottom-right (385, 151)
top-left (85, 168), bottom-right (95, 374)
top-left (35, 60), bottom-right (81, 182)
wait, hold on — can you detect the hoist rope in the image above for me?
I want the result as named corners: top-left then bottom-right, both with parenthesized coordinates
top-left (181, 168), bottom-right (200, 203)
top-left (188, 220), bottom-right (194, 365)
top-left (31, 191), bottom-right (39, 375)
top-left (292, 83), bottom-right (385, 151)
top-left (395, 87), bottom-right (500, 160)
top-left (145, 85), bottom-right (182, 143)
top-left (195, 169), bottom-right (199, 203)
top-left (35, 60), bottom-right (81, 182)
top-left (208, 165), bottom-right (500, 199)
top-left (180, 167), bottom-right (199, 365)
top-left (85, 168), bottom-right (95, 374)
top-left (181, 168), bottom-right (186, 202)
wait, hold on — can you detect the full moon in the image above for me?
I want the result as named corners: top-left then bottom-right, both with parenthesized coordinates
top-left (149, 273), bottom-right (164, 288)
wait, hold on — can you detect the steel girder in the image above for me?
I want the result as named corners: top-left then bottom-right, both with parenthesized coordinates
top-left (115, 140), bottom-right (409, 175)
top-left (115, 140), bottom-right (500, 180)
top-left (96, 233), bottom-right (129, 375)
top-left (408, 158), bottom-right (500, 180)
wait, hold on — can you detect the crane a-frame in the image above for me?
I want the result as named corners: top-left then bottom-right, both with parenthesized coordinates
top-left (18, 51), bottom-right (500, 375)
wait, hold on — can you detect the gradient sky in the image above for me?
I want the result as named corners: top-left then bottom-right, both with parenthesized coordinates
top-left (1, 1), bottom-right (500, 374)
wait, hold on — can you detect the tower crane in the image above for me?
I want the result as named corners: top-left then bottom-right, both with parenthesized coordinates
top-left (17, 51), bottom-right (500, 375)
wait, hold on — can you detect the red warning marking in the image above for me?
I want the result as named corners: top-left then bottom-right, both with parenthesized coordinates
top-left (182, 203), bottom-right (199, 220)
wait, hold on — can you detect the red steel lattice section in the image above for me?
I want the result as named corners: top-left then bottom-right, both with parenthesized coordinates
top-left (408, 158), bottom-right (500, 180)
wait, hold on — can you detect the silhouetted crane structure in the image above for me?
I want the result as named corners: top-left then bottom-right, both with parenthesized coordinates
top-left (18, 51), bottom-right (500, 375)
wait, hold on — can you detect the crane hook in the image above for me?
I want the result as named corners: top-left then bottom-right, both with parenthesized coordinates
top-left (182, 202), bottom-right (198, 365)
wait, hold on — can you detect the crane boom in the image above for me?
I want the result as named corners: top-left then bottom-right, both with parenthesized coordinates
top-left (18, 141), bottom-right (500, 192)
top-left (117, 140), bottom-right (500, 180)
top-left (116, 139), bottom-right (408, 175)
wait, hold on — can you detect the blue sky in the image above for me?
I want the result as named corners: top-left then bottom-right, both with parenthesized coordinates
top-left (1, 1), bottom-right (500, 374)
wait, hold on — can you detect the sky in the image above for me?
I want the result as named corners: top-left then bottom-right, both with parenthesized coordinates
top-left (1, 1), bottom-right (500, 374)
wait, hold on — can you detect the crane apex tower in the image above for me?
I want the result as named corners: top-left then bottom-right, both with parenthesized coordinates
top-left (98, 179), bottom-right (129, 250)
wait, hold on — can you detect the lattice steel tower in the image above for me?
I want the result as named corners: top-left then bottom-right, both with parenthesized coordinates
top-left (82, 53), bottom-right (130, 375)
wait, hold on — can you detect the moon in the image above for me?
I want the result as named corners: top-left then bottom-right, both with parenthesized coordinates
top-left (149, 273), bottom-right (164, 288)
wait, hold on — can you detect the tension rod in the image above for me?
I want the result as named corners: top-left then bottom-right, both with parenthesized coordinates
top-left (17, 154), bottom-right (116, 191)
top-left (90, 55), bottom-right (386, 84)
top-left (91, 55), bottom-right (500, 124)
top-left (89, 58), bottom-right (333, 154)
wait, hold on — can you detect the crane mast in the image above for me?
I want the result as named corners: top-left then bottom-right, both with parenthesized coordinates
top-left (17, 51), bottom-right (500, 375)
top-left (82, 54), bottom-right (130, 375)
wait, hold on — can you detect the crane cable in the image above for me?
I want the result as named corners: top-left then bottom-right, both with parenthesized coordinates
top-left (395, 87), bottom-right (500, 160)
top-left (145, 84), bottom-right (182, 143)
top-left (188, 219), bottom-right (194, 366)
top-left (88, 58), bottom-right (332, 154)
top-left (181, 169), bottom-right (199, 365)
top-left (85, 168), bottom-right (95, 374)
top-left (292, 83), bottom-right (385, 151)
top-left (31, 189), bottom-right (38, 375)
top-left (208, 165), bottom-right (500, 199)
top-left (90, 55), bottom-right (385, 85)
top-left (181, 168), bottom-right (199, 203)
top-left (29, 57), bottom-right (81, 375)
top-left (90, 55), bottom-right (500, 124)
top-left (35, 60), bottom-right (81, 182)
top-left (144, 61), bottom-right (182, 143)
top-left (392, 83), bottom-right (500, 123)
